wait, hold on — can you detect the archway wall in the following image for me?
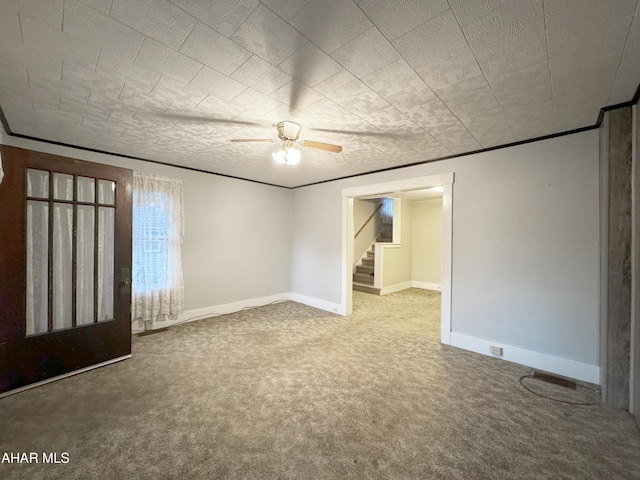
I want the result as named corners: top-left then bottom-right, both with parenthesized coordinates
top-left (291, 129), bottom-right (600, 383)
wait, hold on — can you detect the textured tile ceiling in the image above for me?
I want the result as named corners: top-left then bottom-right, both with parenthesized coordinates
top-left (0, 0), bottom-right (639, 188)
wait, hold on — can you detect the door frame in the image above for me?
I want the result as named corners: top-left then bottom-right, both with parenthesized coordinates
top-left (341, 172), bottom-right (454, 345)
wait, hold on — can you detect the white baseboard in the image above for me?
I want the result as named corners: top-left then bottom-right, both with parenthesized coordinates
top-left (378, 281), bottom-right (442, 295)
top-left (133, 293), bottom-right (346, 331)
top-left (412, 281), bottom-right (442, 291)
top-left (182, 293), bottom-right (292, 320)
top-left (380, 281), bottom-right (413, 295)
top-left (132, 293), bottom-right (292, 331)
top-left (450, 332), bottom-right (600, 385)
top-left (289, 293), bottom-right (345, 315)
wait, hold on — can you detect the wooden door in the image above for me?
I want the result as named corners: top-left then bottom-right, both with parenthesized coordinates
top-left (0, 146), bottom-right (132, 395)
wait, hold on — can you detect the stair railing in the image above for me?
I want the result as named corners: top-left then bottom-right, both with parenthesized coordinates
top-left (355, 202), bottom-right (383, 238)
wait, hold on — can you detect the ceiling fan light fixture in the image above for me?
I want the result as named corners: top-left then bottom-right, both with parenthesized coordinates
top-left (232, 120), bottom-right (341, 163)
top-left (273, 146), bottom-right (301, 166)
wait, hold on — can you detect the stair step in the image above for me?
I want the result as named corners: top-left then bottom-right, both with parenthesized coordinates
top-left (353, 283), bottom-right (381, 295)
top-left (353, 272), bottom-right (374, 285)
top-left (356, 264), bottom-right (374, 274)
top-left (362, 258), bottom-right (374, 266)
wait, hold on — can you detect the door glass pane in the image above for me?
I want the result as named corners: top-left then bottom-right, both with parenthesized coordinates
top-left (98, 207), bottom-right (115, 322)
top-left (98, 180), bottom-right (115, 205)
top-left (76, 205), bottom-right (95, 326)
top-left (53, 173), bottom-right (74, 201)
top-left (53, 203), bottom-right (73, 331)
top-left (26, 201), bottom-right (49, 336)
top-left (77, 176), bottom-right (95, 203)
top-left (27, 169), bottom-right (49, 198)
top-left (25, 170), bottom-right (121, 336)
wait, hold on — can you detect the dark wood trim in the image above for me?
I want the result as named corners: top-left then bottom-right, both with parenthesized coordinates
top-left (0, 107), bottom-right (12, 136)
top-left (297, 86), bottom-right (639, 188)
top-left (597, 97), bottom-right (638, 127)
top-left (93, 180), bottom-right (99, 325)
top-left (294, 125), bottom-right (599, 188)
top-left (47, 172), bottom-right (54, 333)
top-left (633, 100), bottom-right (640, 425)
top-left (72, 176), bottom-right (78, 328)
top-left (2, 82), bottom-right (639, 190)
top-left (1, 149), bottom-right (29, 341)
top-left (0, 112), bottom-right (285, 189)
top-left (632, 82), bottom-right (640, 105)
top-left (25, 197), bottom-right (99, 206)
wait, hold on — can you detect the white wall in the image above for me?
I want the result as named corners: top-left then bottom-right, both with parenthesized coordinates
top-left (412, 198), bottom-right (442, 287)
top-left (291, 130), bottom-right (600, 376)
top-left (0, 132), bottom-right (293, 324)
top-left (2, 127), bottom-right (602, 380)
top-left (381, 199), bottom-right (413, 287)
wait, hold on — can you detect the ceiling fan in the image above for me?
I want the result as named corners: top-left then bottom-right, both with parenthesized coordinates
top-left (231, 121), bottom-right (342, 166)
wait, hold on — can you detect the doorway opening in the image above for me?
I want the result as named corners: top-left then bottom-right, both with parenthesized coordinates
top-left (341, 173), bottom-right (453, 345)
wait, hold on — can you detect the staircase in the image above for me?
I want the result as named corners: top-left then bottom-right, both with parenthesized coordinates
top-left (353, 227), bottom-right (392, 294)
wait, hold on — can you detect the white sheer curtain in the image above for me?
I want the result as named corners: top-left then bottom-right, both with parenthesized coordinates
top-left (25, 171), bottom-right (119, 334)
top-left (26, 201), bottom-right (49, 335)
top-left (52, 203), bottom-right (73, 330)
top-left (132, 172), bottom-right (184, 324)
top-left (26, 171), bottom-right (50, 335)
top-left (97, 205), bottom-right (115, 322)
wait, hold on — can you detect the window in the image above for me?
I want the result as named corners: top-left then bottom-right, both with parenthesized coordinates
top-left (381, 197), bottom-right (393, 224)
top-left (134, 198), bottom-right (171, 292)
top-left (132, 172), bottom-right (184, 324)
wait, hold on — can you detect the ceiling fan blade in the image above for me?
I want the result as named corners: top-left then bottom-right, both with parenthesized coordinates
top-left (285, 3), bottom-right (339, 113)
top-left (310, 127), bottom-right (417, 139)
top-left (155, 113), bottom-right (260, 126)
top-left (300, 139), bottom-right (342, 153)
top-left (231, 139), bottom-right (276, 143)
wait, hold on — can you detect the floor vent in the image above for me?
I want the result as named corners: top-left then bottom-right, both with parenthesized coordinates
top-left (136, 327), bottom-right (170, 337)
top-left (532, 370), bottom-right (577, 390)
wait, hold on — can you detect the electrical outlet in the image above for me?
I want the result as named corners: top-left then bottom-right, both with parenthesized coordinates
top-left (490, 345), bottom-right (503, 356)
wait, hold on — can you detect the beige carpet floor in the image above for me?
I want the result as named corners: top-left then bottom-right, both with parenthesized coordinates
top-left (0, 289), bottom-right (639, 479)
